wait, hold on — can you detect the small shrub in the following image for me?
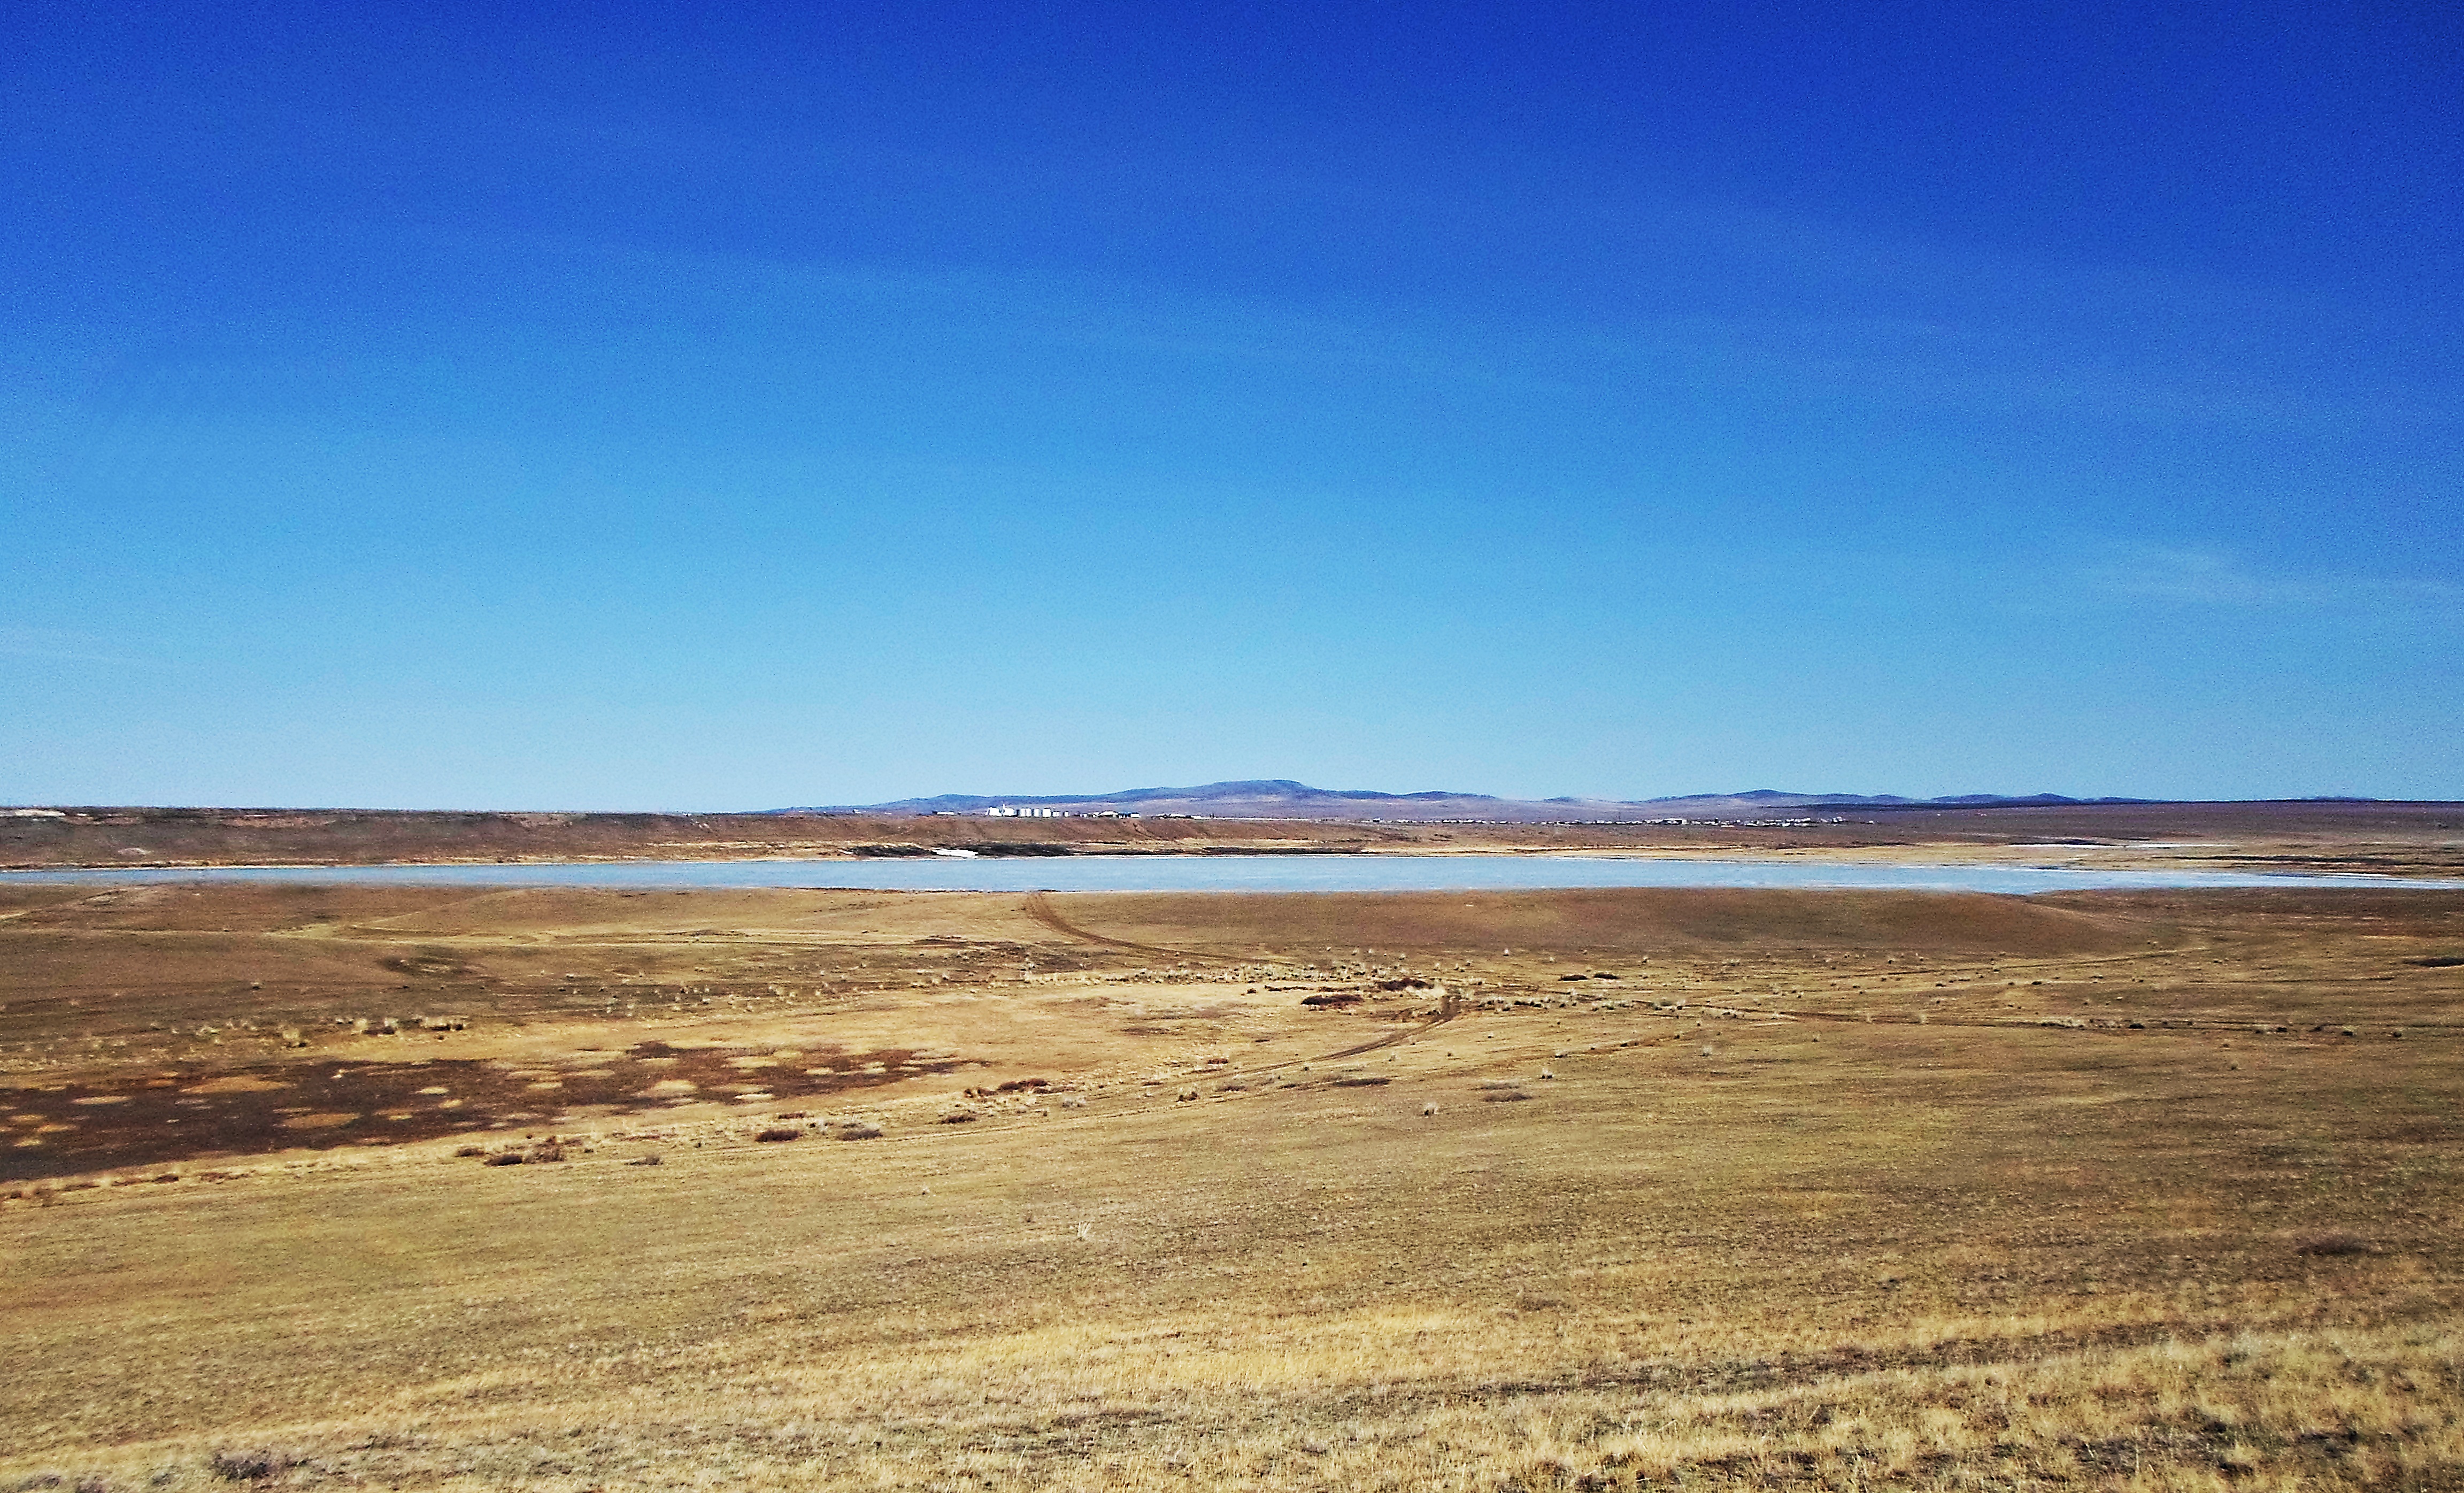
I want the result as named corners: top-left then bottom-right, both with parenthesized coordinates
top-left (2295, 1233), bottom-right (2378, 1257)
top-left (453, 1145), bottom-right (487, 1158)
top-left (482, 1151), bottom-right (526, 1166)
top-left (625, 1154), bottom-right (663, 1166)
top-left (937, 1111), bottom-right (977, 1125)
top-left (754, 1127), bottom-right (802, 1143)
top-left (208, 1449), bottom-right (290, 1481)
top-left (835, 1121), bottom-right (883, 1139)
top-left (1483, 1090), bottom-right (1531, 1103)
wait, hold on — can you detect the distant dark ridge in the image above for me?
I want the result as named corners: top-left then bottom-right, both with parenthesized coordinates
top-left (1798, 795), bottom-right (2163, 811)
top-left (765, 780), bottom-right (2195, 818)
top-left (774, 779), bottom-right (1500, 814)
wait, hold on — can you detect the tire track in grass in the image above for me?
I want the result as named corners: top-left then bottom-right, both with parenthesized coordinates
top-left (1021, 893), bottom-right (1454, 1079)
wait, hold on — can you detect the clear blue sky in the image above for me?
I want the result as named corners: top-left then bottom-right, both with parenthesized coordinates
top-left (4, 1), bottom-right (2458, 809)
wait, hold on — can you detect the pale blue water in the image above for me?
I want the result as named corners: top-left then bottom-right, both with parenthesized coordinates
top-left (5, 855), bottom-right (2459, 895)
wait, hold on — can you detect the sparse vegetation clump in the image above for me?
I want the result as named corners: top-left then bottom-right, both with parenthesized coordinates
top-left (206, 1449), bottom-right (289, 1481)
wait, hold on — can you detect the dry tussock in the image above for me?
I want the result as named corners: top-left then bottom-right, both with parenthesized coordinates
top-left (16, 1311), bottom-right (2457, 1489)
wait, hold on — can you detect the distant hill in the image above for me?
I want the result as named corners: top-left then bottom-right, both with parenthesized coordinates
top-left (768, 780), bottom-right (2163, 822)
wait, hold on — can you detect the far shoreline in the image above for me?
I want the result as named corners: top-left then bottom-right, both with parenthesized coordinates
top-left (9, 848), bottom-right (2464, 896)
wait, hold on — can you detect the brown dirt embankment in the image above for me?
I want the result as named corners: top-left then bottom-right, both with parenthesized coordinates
top-left (7, 799), bottom-right (2463, 875)
top-left (0, 806), bottom-right (1397, 867)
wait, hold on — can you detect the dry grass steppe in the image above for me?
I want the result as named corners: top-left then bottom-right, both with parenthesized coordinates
top-left (3, 881), bottom-right (2460, 1489)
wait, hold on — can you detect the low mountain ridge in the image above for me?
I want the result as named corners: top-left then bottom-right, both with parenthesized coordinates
top-left (772, 781), bottom-right (2163, 822)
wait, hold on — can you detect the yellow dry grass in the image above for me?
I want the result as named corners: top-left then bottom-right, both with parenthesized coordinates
top-left (2, 883), bottom-right (2460, 1489)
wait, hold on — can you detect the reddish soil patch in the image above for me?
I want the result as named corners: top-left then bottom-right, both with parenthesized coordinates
top-left (1053, 887), bottom-right (2170, 959)
top-left (0, 1041), bottom-right (958, 1181)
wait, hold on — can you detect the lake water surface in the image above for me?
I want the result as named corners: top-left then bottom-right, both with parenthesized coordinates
top-left (6, 855), bottom-right (2459, 895)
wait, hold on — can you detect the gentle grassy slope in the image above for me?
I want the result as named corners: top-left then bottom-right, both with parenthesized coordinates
top-left (2, 884), bottom-right (2459, 1489)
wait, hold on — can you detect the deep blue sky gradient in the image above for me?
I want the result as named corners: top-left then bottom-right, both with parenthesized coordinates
top-left (4, 1), bottom-right (2459, 807)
